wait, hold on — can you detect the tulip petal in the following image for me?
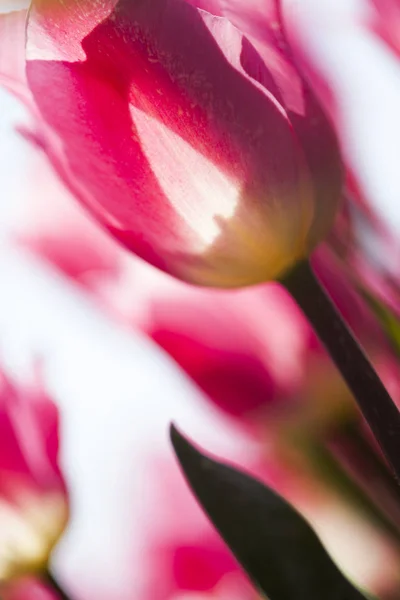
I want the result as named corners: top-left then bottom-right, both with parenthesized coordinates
top-left (187, 0), bottom-right (342, 247)
top-left (369, 0), bottom-right (400, 56)
top-left (0, 371), bottom-right (64, 495)
top-left (0, 370), bottom-right (67, 583)
top-left (0, 10), bottom-right (31, 103)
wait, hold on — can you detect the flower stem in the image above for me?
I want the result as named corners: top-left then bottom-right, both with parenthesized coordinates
top-left (281, 259), bottom-right (400, 482)
top-left (330, 419), bottom-right (400, 526)
top-left (304, 435), bottom-right (400, 543)
top-left (43, 570), bottom-right (72, 600)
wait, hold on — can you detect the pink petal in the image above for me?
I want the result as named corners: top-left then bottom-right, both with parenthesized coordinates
top-left (141, 280), bottom-right (309, 425)
top-left (0, 10), bottom-right (32, 104)
top-left (187, 0), bottom-right (342, 243)
top-left (185, 0), bottom-right (223, 15)
top-left (0, 377), bottom-right (31, 479)
top-left (151, 312), bottom-right (278, 419)
top-left (0, 370), bottom-right (65, 499)
top-left (0, 370), bottom-right (67, 583)
top-left (144, 455), bottom-right (324, 599)
top-left (143, 458), bottom-right (262, 598)
top-left (172, 541), bottom-right (238, 591)
top-left (312, 246), bottom-right (385, 345)
top-left (5, 578), bottom-right (56, 600)
top-left (16, 144), bottom-right (123, 292)
top-left (369, 0), bottom-right (400, 56)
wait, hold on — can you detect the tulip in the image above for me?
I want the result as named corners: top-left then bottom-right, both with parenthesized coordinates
top-left (0, 369), bottom-right (68, 588)
top-left (142, 281), bottom-right (307, 424)
top-left (143, 453), bottom-right (400, 599)
top-left (22, 0), bottom-right (342, 287)
top-left (143, 458), bottom-right (306, 600)
top-left (367, 0), bottom-right (400, 57)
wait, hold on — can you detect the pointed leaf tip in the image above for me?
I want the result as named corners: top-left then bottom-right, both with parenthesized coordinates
top-left (170, 422), bottom-right (207, 465)
top-left (169, 422), bottom-right (180, 446)
top-left (170, 424), bottom-right (367, 600)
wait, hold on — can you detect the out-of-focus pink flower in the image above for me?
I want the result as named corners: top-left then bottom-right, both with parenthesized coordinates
top-left (312, 245), bottom-right (385, 344)
top-left (1, 0), bottom-right (342, 288)
top-left (142, 280), bottom-right (309, 425)
top-left (151, 532), bottom-right (256, 599)
top-left (143, 456), bottom-right (320, 600)
top-left (367, 0), bottom-right (400, 56)
top-left (16, 146), bottom-right (123, 294)
top-left (0, 369), bottom-right (67, 586)
top-left (5, 578), bottom-right (55, 600)
top-left (354, 252), bottom-right (400, 318)
top-left (144, 452), bottom-right (400, 600)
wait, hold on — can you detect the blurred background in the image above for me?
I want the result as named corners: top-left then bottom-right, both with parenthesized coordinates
top-left (2, 0), bottom-right (400, 599)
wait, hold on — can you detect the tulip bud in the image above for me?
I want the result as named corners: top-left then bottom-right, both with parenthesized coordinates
top-left (0, 371), bottom-right (68, 585)
top-left (368, 0), bottom-right (400, 57)
top-left (24, 0), bottom-right (342, 287)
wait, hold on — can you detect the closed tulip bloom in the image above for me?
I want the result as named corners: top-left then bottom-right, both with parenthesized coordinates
top-left (24, 0), bottom-right (342, 287)
top-left (368, 0), bottom-right (400, 57)
top-left (0, 370), bottom-right (68, 586)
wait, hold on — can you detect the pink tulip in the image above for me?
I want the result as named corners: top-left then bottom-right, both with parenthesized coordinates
top-left (11, 0), bottom-right (341, 288)
top-left (0, 368), bottom-right (67, 587)
top-left (139, 279), bottom-right (313, 424)
top-left (143, 448), bottom-right (400, 600)
top-left (368, 0), bottom-right (400, 57)
top-left (143, 457), bottom-right (321, 600)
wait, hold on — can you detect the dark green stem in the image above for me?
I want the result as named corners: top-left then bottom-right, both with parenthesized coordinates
top-left (43, 570), bottom-right (72, 600)
top-left (282, 260), bottom-right (400, 482)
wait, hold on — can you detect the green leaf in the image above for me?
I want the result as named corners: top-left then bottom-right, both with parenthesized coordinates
top-left (170, 424), bottom-right (368, 600)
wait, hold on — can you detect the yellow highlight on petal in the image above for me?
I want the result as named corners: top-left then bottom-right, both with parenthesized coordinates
top-left (0, 490), bottom-right (68, 583)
